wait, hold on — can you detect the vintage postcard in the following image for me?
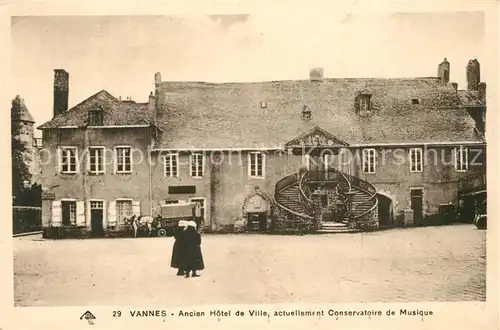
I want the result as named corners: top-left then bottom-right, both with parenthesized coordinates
top-left (2, 0), bottom-right (498, 329)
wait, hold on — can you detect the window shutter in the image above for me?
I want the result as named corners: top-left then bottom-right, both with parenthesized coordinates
top-left (76, 201), bottom-right (85, 227)
top-left (102, 200), bottom-right (108, 229)
top-left (57, 148), bottom-right (62, 173)
top-left (113, 148), bottom-right (117, 174)
top-left (51, 200), bottom-right (62, 227)
top-left (75, 148), bottom-right (80, 174)
top-left (108, 200), bottom-right (117, 226)
top-left (132, 200), bottom-right (141, 216)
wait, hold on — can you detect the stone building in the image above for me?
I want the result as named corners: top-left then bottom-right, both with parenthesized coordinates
top-left (38, 59), bottom-right (487, 238)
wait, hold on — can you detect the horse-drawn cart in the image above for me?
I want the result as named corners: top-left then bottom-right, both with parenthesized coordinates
top-left (156, 202), bottom-right (195, 237)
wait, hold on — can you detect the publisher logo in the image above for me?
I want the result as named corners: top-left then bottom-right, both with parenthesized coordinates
top-left (80, 311), bottom-right (96, 325)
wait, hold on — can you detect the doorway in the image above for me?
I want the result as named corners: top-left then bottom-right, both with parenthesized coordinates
top-left (189, 197), bottom-right (206, 228)
top-left (247, 212), bottom-right (267, 232)
top-left (90, 200), bottom-right (104, 237)
top-left (410, 188), bottom-right (424, 226)
top-left (377, 193), bottom-right (393, 227)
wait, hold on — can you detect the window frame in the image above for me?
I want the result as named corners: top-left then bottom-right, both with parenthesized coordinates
top-left (61, 200), bottom-right (77, 226)
top-left (59, 146), bottom-right (79, 174)
top-left (409, 147), bottom-right (423, 173)
top-left (87, 146), bottom-right (106, 174)
top-left (164, 152), bottom-right (179, 178)
top-left (455, 146), bottom-right (469, 172)
top-left (248, 152), bottom-right (266, 179)
top-left (189, 152), bottom-right (204, 178)
top-left (114, 146), bottom-right (133, 174)
top-left (362, 148), bottom-right (377, 174)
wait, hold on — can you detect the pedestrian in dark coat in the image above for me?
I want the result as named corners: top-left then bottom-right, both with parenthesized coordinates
top-left (170, 220), bottom-right (188, 276)
top-left (180, 221), bottom-right (205, 278)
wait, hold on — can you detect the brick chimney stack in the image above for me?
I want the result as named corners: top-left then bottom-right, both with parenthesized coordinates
top-left (53, 69), bottom-right (69, 118)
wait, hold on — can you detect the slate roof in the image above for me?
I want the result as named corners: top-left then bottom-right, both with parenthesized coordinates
top-left (37, 90), bottom-right (150, 129)
top-left (12, 95), bottom-right (35, 123)
top-left (154, 77), bottom-right (482, 149)
top-left (457, 90), bottom-right (484, 107)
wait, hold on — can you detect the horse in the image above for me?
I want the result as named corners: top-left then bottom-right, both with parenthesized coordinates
top-left (124, 214), bottom-right (157, 237)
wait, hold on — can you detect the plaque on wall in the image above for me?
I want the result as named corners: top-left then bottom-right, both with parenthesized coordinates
top-left (168, 185), bottom-right (196, 194)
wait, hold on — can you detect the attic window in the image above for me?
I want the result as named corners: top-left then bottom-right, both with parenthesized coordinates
top-left (88, 110), bottom-right (103, 126)
top-left (412, 98), bottom-right (420, 105)
top-left (359, 95), bottom-right (371, 111)
top-left (302, 105), bottom-right (312, 120)
top-left (260, 101), bottom-right (267, 108)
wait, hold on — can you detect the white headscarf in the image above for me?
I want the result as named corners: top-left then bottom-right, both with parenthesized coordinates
top-left (187, 221), bottom-right (197, 228)
top-left (178, 220), bottom-right (188, 227)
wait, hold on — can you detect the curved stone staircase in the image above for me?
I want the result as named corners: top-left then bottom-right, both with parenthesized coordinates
top-left (274, 169), bottom-right (378, 233)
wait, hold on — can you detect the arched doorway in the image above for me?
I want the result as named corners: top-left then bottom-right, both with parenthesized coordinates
top-left (242, 186), bottom-right (273, 232)
top-left (376, 193), bottom-right (394, 228)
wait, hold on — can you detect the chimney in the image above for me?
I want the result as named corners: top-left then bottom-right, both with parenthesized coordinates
top-left (155, 72), bottom-right (162, 84)
top-left (148, 91), bottom-right (157, 123)
top-left (451, 82), bottom-right (458, 92)
top-left (467, 58), bottom-right (480, 91)
top-left (309, 68), bottom-right (324, 81)
top-left (53, 69), bottom-right (69, 118)
top-left (437, 58), bottom-right (450, 83)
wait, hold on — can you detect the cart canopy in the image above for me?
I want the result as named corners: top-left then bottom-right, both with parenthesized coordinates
top-left (160, 202), bottom-right (194, 219)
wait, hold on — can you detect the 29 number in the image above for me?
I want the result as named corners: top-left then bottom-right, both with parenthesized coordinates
top-left (113, 311), bottom-right (122, 317)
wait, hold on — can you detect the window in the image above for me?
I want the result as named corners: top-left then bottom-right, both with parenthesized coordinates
top-left (61, 200), bottom-right (76, 225)
top-left (59, 147), bottom-right (78, 174)
top-left (88, 147), bottom-right (105, 174)
top-left (88, 110), bottom-right (103, 126)
top-left (90, 201), bottom-right (104, 209)
top-left (248, 152), bottom-right (265, 178)
top-left (409, 148), bottom-right (423, 173)
top-left (412, 98), bottom-right (420, 105)
top-left (164, 153), bottom-right (179, 177)
top-left (302, 105), bottom-right (312, 120)
top-left (362, 149), bottom-right (376, 173)
top-left (116, 200), bottom-right (132, 224)
top-left (190, 153), bottom-right (204, 178)
top-left (359, 96), bottom-right (371, 111)
top-left (115, 147), bottom-right (132, 173)
top-left (455, 147), bottom-right (469, 172)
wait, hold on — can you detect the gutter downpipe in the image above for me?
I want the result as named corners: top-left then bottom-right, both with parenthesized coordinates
top-left (148, 138), bottom-right (154, 217)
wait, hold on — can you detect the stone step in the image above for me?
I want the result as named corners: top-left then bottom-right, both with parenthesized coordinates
top-left (320, 222), bottom-right (348, 228)
top-left (317, 228), bottom-right (360, 233)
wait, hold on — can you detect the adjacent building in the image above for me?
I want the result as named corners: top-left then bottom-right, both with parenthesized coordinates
top-left (38, 59), bottom-right (487, 238)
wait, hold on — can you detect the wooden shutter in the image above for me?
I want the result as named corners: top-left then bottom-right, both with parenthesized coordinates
top-left (108, 200), bottom-right (117, 226)
top-left (102, 200), bottom-right (108, 229)
top-left (51, 200), bottom-right (62, 227)
top-left (132, 200), bottom-right (141, 216)
top-left (76, 201), bottom-right (85, 227)
top-left (57, 148), bottom-right (62, 173)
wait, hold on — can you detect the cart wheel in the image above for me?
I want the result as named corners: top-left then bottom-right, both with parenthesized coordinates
top-left (157, 228), bottom-right (168, 237)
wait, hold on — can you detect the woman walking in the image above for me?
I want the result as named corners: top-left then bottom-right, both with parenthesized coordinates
top-left (180, 221), bottom-right (205, 278)
top-left (170, 220), bottom-right (188, 276)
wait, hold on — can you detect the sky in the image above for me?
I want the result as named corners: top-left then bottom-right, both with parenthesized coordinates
top-left (11, 12), bottom-right (486, 136)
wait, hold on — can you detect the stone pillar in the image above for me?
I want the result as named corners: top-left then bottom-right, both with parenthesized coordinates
top-left (312, 188), bottom-right (327, 230)
top-left (345, 191), bottom-right (357, 229)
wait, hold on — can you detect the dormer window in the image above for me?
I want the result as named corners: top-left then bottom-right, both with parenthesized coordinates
top-left (260, 101), bottom-right (267, 108)
top-left (412, 98), bottom-right (420, 105)
top-left (302, 105), bottom-right (312, 120)
top-left (360, 97), bottom-right (370, 111)
top-left (356, 92), bottom-right (372, 114)
top-left (88, 109), bottom-right (103, 126)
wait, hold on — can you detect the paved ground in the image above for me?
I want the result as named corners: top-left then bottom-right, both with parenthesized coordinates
top-left (14, 224), bottom-right (486, 307)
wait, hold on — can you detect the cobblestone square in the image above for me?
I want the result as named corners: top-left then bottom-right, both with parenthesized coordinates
top-left (14, 224), bottom-right (486, 306)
